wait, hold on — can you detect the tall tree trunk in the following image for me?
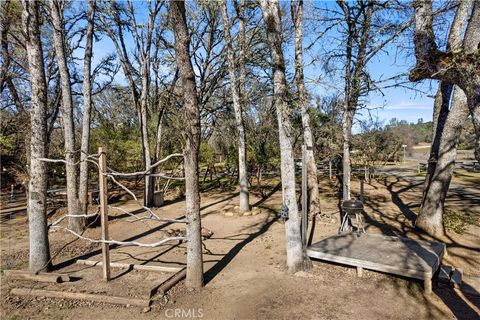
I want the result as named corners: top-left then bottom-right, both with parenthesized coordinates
top-left (417, 0), bottom-right (474, 237)
top-left (79, 0), bottom-right (96, 216)
top-left (22, 0), bottom-right (52, 271)
top-left (259, 0), bottom-right (310, 273)
top-left (341, 108), bottom-right (353, 200)
top-left (139, 2), bottom-right (158, 207)
top-left (464, 1), bottom-right (480, 162)
top-left (291, 0), bottom-right (321, 216)
top-left (170, 0), bottom-right (204, 288)
top-left (338, 1), bottom-right (373, 201)
top-left (410, 0), bottom-right (480, 163)
top-left (220, 0), bottom-right (249, 213)
top-left (140, 62), bottom-right (153, 207)
top-left (50, 0), bottom-right (83, 232)
top-left (417, 88), bottom-right (469, 238)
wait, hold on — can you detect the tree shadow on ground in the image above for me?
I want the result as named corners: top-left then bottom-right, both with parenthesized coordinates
top-left (203, 208), bottom-right (279, 285)
top-left (353, 174), bottom-right (480, 318)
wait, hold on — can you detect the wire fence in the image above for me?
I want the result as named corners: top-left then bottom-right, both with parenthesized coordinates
top-left (39, 149), bottom-right (188, 249)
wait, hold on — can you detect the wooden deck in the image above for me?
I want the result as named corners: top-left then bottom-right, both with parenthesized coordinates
top-left (306, 233), bottom-right (446, 293)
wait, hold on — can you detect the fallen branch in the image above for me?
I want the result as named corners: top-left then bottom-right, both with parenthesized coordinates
top-left (10, 288), bottom-right (150, 307)
top-left (149, 267), bottom-right (186, 298)
top-left (3, 270), bottom-right (72, 283)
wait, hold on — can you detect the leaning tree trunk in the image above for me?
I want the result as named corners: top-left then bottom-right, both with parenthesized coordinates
top-left (50, 0), bottom-right (83, 232)
top-left (417, 88), bottom-right (469, 238)
top-left (79, 0), bottom-right (96, 216)
top-left (464, 1), bottom-right (480, 163)
top-left (292, 0), bottom-right (321, 216)
top-left (417, 0), bottom-right (475, 237)
top-left (170, 0), bottom-right (204, 288)
top-left (220, 0), bottom-right (249, 213)
top-left (22, 0), bottom-right (52, 271)
top-left (410, 0), bottom-right (480, 162)
top-left (259, 0), bottom-right (310, 273)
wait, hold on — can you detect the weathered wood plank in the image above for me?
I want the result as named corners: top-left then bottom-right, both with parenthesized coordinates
top-left (11, 288), bottom-right (150, 307)
top-left (307, 233), bottom-right (445, 283)
top-left (3, 270), bottom-right (71, 283)
top-left (76, 259), bottom-right (182, 273)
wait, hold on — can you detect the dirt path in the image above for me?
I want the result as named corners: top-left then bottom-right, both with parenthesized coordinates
top-left (1, 177), bottom-right (479, 319)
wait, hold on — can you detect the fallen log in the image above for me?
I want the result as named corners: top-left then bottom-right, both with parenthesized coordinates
top-left (11, 288), bottom-right (150, 307)
top-left (3, 270), bottom-right (71, 283)
top-left (149, 267), bottom-right (187, 298)
top-left (76, 259), bottom-right (182, 273)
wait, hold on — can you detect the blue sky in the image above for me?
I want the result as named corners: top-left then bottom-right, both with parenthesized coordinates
top-left (81, 0), bottom-right (438, 128)
top-left (296, 0), bottom-right (439, 128)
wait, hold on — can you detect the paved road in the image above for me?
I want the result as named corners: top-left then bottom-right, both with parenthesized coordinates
top-left (376, 165), bottom-right (480, 209)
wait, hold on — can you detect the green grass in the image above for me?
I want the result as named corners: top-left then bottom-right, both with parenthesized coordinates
top-left (444, 209), bottom-right (478, 234)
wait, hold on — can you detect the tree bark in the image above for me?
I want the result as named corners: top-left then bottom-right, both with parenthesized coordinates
top-left (22, 0), bottom-right (52, 271)
top-left (170, 0), bottom-right (204, 288)
top-left (417, 88), bottom-right (469, 238)
top-left (79, 0), bottom-right (96, 216)
top-left (410, 0), bottom-right (480, 162)
top-left (337, 0), bottom-right (373, 201)
top-left (220, 0), bottom-right (249, 213)
top-left (50, 0), bottom-right (83, 232)
top-left (416, 0), bottom-right (476, 237)
top-left (291, 0), bottom-right (321, 216)
top-left (259, 0), bottom-right (310, 273)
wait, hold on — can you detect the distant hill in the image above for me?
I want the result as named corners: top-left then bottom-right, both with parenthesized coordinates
top-left (385, 119), bottom-right (475, 150)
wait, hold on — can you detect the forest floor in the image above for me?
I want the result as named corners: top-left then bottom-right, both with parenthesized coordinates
top-left (1, 166), bottom-right (479, 320)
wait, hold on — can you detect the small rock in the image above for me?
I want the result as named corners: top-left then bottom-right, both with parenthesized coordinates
top-left (224, 212), bottom-right (234, 217)
top-left (142, 307), bottom-right (151, 313)
top-left (234, 206), bottom-right (239, 210)
top-left (243, 211), bottom-right (252, 216)
top-left (201, 227), bottom-right (214, 238)
top-left (252, 210), bottom-right (260, 216)
top-left (126, 304), bottom-right (131, 308)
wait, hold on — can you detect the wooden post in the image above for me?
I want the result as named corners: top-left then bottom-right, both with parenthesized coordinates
top-left (87, 191), bottom-right (93, 206)
top-left (98, 147), bottom-right (110, 281)
top-left (356, 266), bottom-right (363, 277)
top-left (360, 179), bottom-right (364, 202)
top-left (329, 160), bottom-right (332, 181)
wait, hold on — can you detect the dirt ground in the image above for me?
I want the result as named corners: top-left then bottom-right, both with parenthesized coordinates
top-left (1, 171), bottom-right (479, 320)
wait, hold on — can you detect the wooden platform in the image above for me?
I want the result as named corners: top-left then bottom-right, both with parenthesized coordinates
top-left (306, 233), bottom-right (446, 293)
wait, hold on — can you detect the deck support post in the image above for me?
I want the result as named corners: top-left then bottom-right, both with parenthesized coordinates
top-left (424, 278), bottom-right (432, 294)
top-left (356, 266), bottom-right (363, 277)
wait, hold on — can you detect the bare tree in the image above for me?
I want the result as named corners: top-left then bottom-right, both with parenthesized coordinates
top-left (219, 0), bottom-right (249, 213)
top-left (291, 0), bottom-right (321, 217)
top-left (410, 0), bottom-right (480, 162)
top-left (169, 0), bottom-right (204, 288)
top-left (78, 0), bottom-right (96, 216)
top-left (259, 0), bottom-right (310, 272)
top-left (337, 0), bottom-right (374, 200)
top-left (50, 0), bottom-right (83, 232)
top-left (415, 0), bottom-right (478, 237)
top-left (21, 0), bottom-right (52, 271)
top-left (98, 0), bottom-right (161, 207)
